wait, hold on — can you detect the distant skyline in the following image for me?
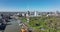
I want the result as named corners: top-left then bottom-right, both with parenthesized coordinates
top-left (0, 0), bottom-right (60, 12)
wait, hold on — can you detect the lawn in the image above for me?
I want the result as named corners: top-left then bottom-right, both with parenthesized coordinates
top-left (20, 16), bottom-right (60, 32)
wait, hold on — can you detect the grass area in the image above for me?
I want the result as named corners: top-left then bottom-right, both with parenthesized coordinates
top-left (20, 17), bottom-right (27, 22)
top-left (20, 16), bottom-right (60, 32)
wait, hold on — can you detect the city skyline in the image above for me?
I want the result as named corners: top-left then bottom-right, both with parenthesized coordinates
top-left (0, 0), bottom-right (60, 12)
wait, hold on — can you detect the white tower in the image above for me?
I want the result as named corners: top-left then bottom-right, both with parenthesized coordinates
top-left (34, 11), bottom-right (37, 16)
top-left (55, 11), bottom-right (58, 16)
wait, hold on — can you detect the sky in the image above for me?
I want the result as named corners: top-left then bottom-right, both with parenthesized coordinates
top-left (0, 0), bottom-right (60, 12)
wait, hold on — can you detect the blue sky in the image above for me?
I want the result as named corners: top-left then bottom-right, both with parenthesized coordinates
top-left (0, 0), bottom-right (60, 12)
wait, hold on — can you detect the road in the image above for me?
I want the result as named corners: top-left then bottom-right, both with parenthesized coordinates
top-left (4, 19), bottom-right (21, 32)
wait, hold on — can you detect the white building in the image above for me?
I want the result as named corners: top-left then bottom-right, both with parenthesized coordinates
top-left (34, 11), bottom-right (37, 16)
top-left (22, 13), bottom-right (25, 17)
